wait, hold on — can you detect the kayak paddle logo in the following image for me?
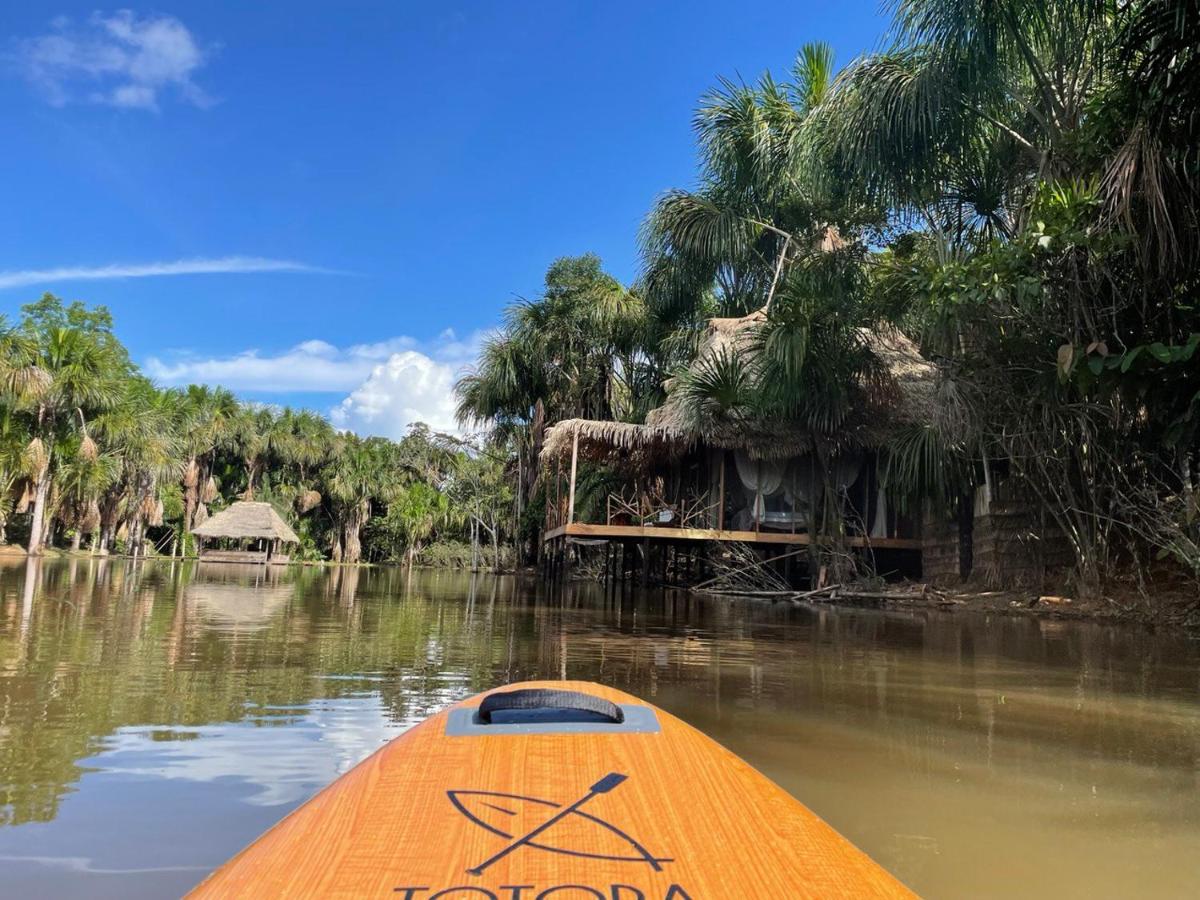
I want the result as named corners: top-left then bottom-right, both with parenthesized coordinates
top-left (448, 772), bottom-right (672, 875)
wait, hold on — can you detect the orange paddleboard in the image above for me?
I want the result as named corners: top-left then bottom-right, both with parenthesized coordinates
top-left (189, 681), bottom-right (913, 898)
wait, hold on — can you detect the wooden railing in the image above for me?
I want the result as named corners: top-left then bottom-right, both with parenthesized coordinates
top-left (604, 489), bottom-right (719, 529)
top-left (544, 494), bottom-right (568, 532)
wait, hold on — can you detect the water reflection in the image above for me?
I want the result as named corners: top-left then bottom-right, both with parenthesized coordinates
top-left (0, 558), bottom-right (1198, 899)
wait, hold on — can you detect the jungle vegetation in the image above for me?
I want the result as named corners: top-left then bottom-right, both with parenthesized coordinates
top-left (456, 0), bottom-right (1200, 597)
top-left (0, 295), bottom-right (511, 566)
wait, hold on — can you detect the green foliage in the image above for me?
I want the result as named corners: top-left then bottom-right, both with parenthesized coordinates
top-left (415, 539), bottom-right (512, 570)
top-left (0, 300), bottom-right (516, 564)
top-left (457, 253), bottom-right (657, 429)
top-left (454, 254), bottom-right (662, 565)
top-left (880, 424), bottom-right (971, 513)
top-left (464, 0), bottom-right (1200, 590)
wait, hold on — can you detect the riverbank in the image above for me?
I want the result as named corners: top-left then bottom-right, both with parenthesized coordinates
top-left (809, 579), bottom-right (1200, 632)
top-left (6, 542), bottom-right (1193, 631)
top-left (0, 543), bottom-right (517, 575)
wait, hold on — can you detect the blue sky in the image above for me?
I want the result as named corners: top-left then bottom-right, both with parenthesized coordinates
top-left (0, 2), bottom-right (886, 437)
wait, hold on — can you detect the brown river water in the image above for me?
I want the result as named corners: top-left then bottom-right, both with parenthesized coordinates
top-left (0, 557), bottom-right (1197, 899)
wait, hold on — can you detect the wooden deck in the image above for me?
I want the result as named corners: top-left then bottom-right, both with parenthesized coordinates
top-left (543, 522), bottom-right (921, 550)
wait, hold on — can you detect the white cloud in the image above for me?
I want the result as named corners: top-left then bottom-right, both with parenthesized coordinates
top-left (147, 330), bottom-right (484, 437)
top-left (329, 351), bottom-right (461, 438)
top-left (147, 344), bottom-right (370, 393)
top-left (16, 11), bottom-right (213, 111)
top-left (0, 256), bottom-right (326, 291)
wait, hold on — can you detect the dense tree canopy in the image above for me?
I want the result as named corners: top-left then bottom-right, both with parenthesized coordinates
top-left (0, 295), bottom-right (509, 567)
top-left (457, 0), bottom-right (1199, 594)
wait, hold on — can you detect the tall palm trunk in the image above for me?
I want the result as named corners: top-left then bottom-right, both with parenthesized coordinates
top-left (489, 517), bottom-right (500, 574)
top-left (133, 518), bottom-right (146, 559)
top-left (26, 470), bottom-right (51, 555)
top-left (243, 457), bottom-right (261, 500)
top-left (182, 456), bottom-right (202, 532)
top-left (343, 513), bottom-right (363, 564)
top-left (343, 526), bottom-right (361, 564)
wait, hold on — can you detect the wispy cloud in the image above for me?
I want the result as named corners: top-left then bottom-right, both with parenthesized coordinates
top-left (0, 256), bottom-right (328, 291)
top-left (15, 11), bottom-right (214, 111)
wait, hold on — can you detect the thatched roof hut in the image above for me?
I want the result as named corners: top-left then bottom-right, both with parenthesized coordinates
top-left (542, 308), bottom-right (938, 464)
top-left (191, 501), bottom-right (300, 544)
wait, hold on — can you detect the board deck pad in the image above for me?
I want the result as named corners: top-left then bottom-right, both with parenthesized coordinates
top-left (189, 681), bottom-right (914, 898)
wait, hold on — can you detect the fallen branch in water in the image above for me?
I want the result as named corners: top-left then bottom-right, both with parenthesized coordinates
top-left (831, 590), bottom-right (921, 601)
top-left (696, 582), bottom-right (845, 601)
top-left (693, 571), bottom-right (945, 606)
top-left (701, 588), bottom-right (806, 597)
top-left (690, 542), bottom-right (795, 595)
top-left (789, 583), bottom-right (844, 603)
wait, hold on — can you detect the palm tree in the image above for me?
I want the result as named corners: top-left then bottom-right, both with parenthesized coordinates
top-left (287, 409), bottom-right (335, 483)
top-left (177, 385), bottom-right (238, 533)
top-left (1105, 0), bottom-right (1200, 273)
top-left (0, 406), bottom-right (28, 545)
top-left (275, 408), bottom-right (334, 514)
top-left (93, 378), bottom-right (180, 556)
top-left (231, 405), bottom-right (292, 500)
top-left (443, 438), bottom-right (512, 571)
top-left (641, 43), bottom-right (849, 324)
top-left (815, 0), bottom-right (1119, 245)
top-left (10, 325), bottom-right (125, 554)
top-left (54, 442), bottom-right (119, 551)
top-left (456, 255), bottom-right (654, 562)
top-left (324, 434), bottom-right (393, 564)
top-left (389, 481), bottom-right (450, 568)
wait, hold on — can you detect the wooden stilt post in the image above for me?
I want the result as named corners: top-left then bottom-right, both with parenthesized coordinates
top-left (718, 452), bottom-right (726, 532)
top-left (555, 459), bottom-right (562, 528)
top-left (791, 464), bottom-right (797, 534)
top-left (567, 424), bottom-right (579, 525)
top-left (755, 460), bottom-right (761, 535)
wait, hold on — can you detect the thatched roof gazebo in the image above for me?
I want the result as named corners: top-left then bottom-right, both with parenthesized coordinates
top-left (191, 501), bottom-right (300, 565)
